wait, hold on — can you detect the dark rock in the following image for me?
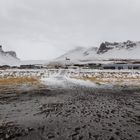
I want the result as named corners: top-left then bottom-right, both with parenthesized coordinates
top-left (97, 42), bottom-right (112, 54)
top-left (5, 51), bottom-right (17, 58)
top-left (47, 133), bottom-right (55, 139)
top-left (115, 131), bottom-right (120, 136)
top-left (93, 135), bottom-right (99, 139)
top-left (0, 45), bottom-right (3, 52)
top-left (109, 136), bottom-right (115, 140)
top-left (97, 40), bottom-right (137, 54)
top-left (0, 45), bottom-right (19, 61)
top-left (79, 135), bottom-right (84, 140)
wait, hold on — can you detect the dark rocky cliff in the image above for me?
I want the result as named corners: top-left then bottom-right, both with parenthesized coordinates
top-left (0, 45), bottom-right (19, 59)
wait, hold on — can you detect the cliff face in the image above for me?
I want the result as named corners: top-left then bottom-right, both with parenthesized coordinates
top-left (0, 45), bottom-right (20, 66)
top-left (0, 45), bottom-right (4, 52)
top-left (0, 45), bottom-right (18, 59)
top-left (97, 40), bottom-right (138, 54)
top-left (97, 43), bottom-right (112, 54)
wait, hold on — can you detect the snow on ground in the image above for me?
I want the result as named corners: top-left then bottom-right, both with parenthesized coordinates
top-left (0, 69), bottom-right (140, 79)
top-left (0, 69), bottom-right (140, 87)
top-left (41, 69), bottom-right (98, 88)
top-left (66, 77), bottom-right (101, 87)
top-left (41, 77), bottom-right (67, 89)
top-left (41, 76), bottom-right (98, 89)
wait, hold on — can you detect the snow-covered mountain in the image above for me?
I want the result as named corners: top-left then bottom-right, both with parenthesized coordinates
top-left (0, 45), bottom-right (20, 66)
top-left (55, 41), bottom-right (140, 64)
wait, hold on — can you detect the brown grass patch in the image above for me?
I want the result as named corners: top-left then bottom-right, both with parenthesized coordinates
top-left (0, 77), bottom-right (39, 85)
top-left (73, 77), bottom-right (104, 85)
top-left (73, 76), bottom-right (140, 85)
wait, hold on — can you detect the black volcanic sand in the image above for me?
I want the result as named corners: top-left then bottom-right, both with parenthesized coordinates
top-left (0, 84), bottom-right (140, 140)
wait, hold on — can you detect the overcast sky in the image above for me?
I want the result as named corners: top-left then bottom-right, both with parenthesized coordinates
top-left (0, 0), bottom-right (140, 60)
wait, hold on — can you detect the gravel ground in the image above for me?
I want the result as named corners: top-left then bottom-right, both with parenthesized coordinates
top-left (0, 78), bottom-right (140, 140)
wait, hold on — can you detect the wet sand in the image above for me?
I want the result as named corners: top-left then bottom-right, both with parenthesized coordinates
top-left (0, 83), bottom-right (140, 140)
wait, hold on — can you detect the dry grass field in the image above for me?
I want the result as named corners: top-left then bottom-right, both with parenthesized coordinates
top-left (0, 77), bottom-right (39, 85)
top-left (0, 72), bottom-right (140, 140)
top-left (74, 76), bottom-right (140, 85)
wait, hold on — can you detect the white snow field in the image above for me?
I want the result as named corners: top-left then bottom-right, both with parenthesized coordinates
top-left (41, 70), bottom-right (98, 89)
top-left (0, 53), bottom-right (20, 66)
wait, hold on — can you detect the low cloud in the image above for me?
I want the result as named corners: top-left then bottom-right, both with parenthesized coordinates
top-left (0, 0), bottom-right (140, 60)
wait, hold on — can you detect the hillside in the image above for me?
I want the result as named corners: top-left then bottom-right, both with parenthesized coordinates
top-left (55, 41), bottom-right (140, 64)
top-left (0, 45), bottom-right (20, 66)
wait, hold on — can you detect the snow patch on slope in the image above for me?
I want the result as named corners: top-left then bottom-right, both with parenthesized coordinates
top-left (55, 41), bottom-right (140, 64)
top-left (0, 46), bottom-right (20, 66)
top-left (0, 52), bottom-right (20, 66)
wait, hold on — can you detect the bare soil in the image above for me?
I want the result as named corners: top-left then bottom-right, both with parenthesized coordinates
top-left (0, 83), bottom-right (140, 140)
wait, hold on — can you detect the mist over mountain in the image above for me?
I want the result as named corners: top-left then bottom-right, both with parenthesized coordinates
top-left (1, 40), bottom-right (140, 66)
top-left (55, 40), bottom-right (140, 64)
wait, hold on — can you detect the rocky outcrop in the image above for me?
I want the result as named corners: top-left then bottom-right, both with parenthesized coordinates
top-left (0, 45), bottom-right (18, 59)
top-left (0, 45), bottom-right (20, 66)
top-left (5, 51), bottom-right (17, 58)
top-left (97, 43), bottom-right (112, 54)
top-left (97, 40), bottom-right (138, 54)
top-left (122, 40), bottom-right (137, 49)
top-left (0, 45), bottom-right (4, 52)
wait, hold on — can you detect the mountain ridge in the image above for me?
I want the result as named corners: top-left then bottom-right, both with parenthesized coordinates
top-left (55, 40), bottom-right (140, 64)
top-left (0, 45), bottom-right (20, 66)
